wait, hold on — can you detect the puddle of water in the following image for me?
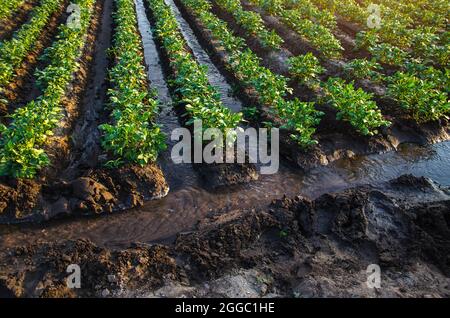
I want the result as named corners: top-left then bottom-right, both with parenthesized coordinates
top-left (0, 141), bottom-right (449, 250)
top-left (332, 142), bottom-right (450, 187)
top-left (164, 0), bottom-right (243, 112)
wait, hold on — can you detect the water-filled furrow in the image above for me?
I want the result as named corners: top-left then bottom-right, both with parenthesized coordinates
top-left (0, 0), bottom-right (449, 253)
top-left (135, 0), bottom-right (199, 190)
top-left (164, 0), bottom-right (243, 113)
top-left (1, 141), bottom-right (449, 250)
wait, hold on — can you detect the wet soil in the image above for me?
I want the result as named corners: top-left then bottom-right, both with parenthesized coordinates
top-left (0, 175), bottom-right (448, 298)
top-left (1, 141), bottom-right (448, 252)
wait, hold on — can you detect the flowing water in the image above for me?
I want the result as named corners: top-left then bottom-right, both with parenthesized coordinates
top-left (163, 0), bottom-right (243, 113)
top-left (0, 141), bottom-right (449, 250)
top-left (0, 2), bottom-right (449, 251)
top-left (135, 0), bottom-right (199, 191)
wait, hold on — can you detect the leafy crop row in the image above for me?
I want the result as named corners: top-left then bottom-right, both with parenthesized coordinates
top-left (148, 0), bottom-right (242, 133)
top-left (0, 0), bottom-right (95, 178)
top-left (284, 0), bottom-right (337, 30)
top-left (311, 0), bottom-right (447, 68)
top-left (285, 52), bottom-right (391, 136)
top-left (0, 0), bottom-right (62, 87)
top-left (321, 78), bottom-right (391, 136)
top-left (387, 66), bottom-right (449, 122)
top-left (99, 0), bottom-right (165, 167)
top-left (248, 0), bottom-right (343, 59)
top-left (361, 0), bottom-right (449, 30)
top-left (287, 53), bottom-right (324, 87)
top-left (181, 0), bottom-right (323, 147)
top-left (213, 0), bottom-right (283, 50)
top-left (0, 0), bottom-right (25, 20)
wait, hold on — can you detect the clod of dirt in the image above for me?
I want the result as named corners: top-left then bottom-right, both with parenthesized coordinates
top-left (0, 239), bottom-right (178, 298)
top-left (0, 175), bottom-right (448, 298)
top-left (0, 163), bottom-right (169, 223)
top-left (194, 162), bottom-right (258, 189)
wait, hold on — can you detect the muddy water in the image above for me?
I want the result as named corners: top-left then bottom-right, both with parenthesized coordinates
top-left (0, 141), bottom-right (449, 250)
top-left (135, 0), bottom-right (200, 190)
top-left (0, 3), bottom-right (449, 252)
top-left (163, 0), bottom-right (243, 112)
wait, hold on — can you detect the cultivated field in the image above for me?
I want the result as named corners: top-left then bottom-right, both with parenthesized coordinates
top-left (0, 0), bottom-right (448, 298)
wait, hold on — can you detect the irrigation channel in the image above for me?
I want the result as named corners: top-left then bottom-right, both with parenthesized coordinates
top-left (0, 0), bottom-right (449, 251)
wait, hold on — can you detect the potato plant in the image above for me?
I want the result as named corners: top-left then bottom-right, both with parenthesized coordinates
top-left (99, 0), bottom-right (166, 167)
top-left (322, 78), bottom-right (391, 136)
top-left (0, 0), bottom-right (95, 178)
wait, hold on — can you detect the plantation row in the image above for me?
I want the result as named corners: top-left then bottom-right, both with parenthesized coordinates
top-left (213, 0), bottom-right (283, 50)
top-left (99, 0), bottom-right (166, 167)
top-left (368, 0), bottom-right (448, 29)
top-left (180, 0), bottom-right (324, 146)
top-left (0, 0), bottom-right (95, 177)
top-left (0, 0), bottom-right (26, 20)
top-left (308, 0), bottom-right (448, 67)
top-left (246, 0), bottom-right (343, 58)
top-left (226, 0), bottom-right (448, 123)
top-left (0, 0), bottom-right (62, 87)
top-left (148, 0), bottom-right (242, 132)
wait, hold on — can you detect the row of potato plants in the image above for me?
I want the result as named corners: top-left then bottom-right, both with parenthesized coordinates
top-left (361, 0), bottom-right (448, 30)
top-left (211, 0), bottom-right (283, 50)
top-left (310, 0), bottom-right (448, 68)
top-left (386, 66), bottom-right (449, 123)
top-left (248, 1), bottom-right (447, 129)
top-left (0, 0), bottom-right (95, 178)
top-left (284, 0), bottom-right (337, 30)
top-left (99, 0), bottom-right (165, 167)
top-left (336, 55), bottom-right (449, 122)
top-left (258, 0), bottom-right (449, 124)
top-left (248, 0), bottom-right (343, 59)
top-left (181, 0), bottom-right (326, 147)
top-left (0, 0), bottom-right (25, 20)
top-left (148, 0), bottom-right (242, 134)
top-left (287, 53), bottom-right (390, 136)
top-left (289, 52), bottom-right (448, 126)
top-left (0, 0), bottom-right (63, 87)
top-left (237, 1), bottom-right (397, 134)
top-left (304, 0), bottom-right (448, 120)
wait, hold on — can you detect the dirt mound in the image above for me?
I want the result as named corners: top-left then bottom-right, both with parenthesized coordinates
top-left (175, 209), bottom-right (278, 279)
top-left (0, 163), bottom-right (169, 223)
top-left (0, 175), bottom-right (448, 297)
top-left (194, 162), bottom-right (258, 189)
top-left (0, 239), bottom-right (177, 297)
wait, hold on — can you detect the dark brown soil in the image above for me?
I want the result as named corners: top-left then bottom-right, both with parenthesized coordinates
top-left (1, 175), bottom-right (448, 297)
top-left (193, 159), bottom-right (258, 189)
